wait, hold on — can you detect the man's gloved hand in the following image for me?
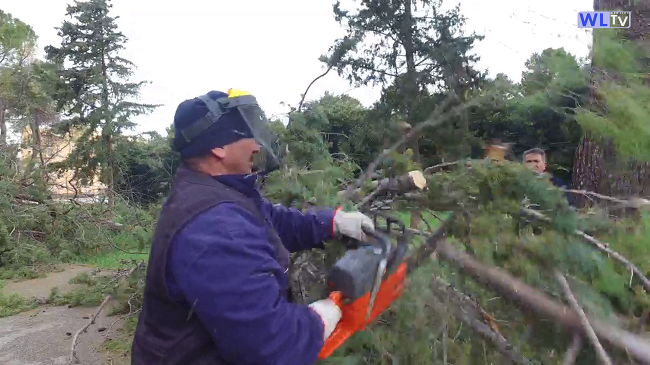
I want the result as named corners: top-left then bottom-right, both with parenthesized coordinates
top-left (333, 208), bottom-right (375, 242)
top-left (309, 298), bottom-right (342, 340)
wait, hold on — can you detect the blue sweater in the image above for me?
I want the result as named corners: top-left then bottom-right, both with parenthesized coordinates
top-left (164, 174), bottom-right (336, 365)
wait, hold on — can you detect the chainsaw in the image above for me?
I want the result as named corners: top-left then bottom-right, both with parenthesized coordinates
top-left (318, 213), bottom-right (410, 359)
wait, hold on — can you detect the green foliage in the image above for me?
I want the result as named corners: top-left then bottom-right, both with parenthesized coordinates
top-left (113, 127), bottom-right (179, 206)
top-left (328, 0), bottom-right (484, 90)
top-left (0, 10), bottom-right (37, 66)
top-left (0, 151), bottom-right (155, 278)
top-left (322, 0), bottom-right (489, 169)
top-left (469, 48), bottom-right (588, 181)
top-left (0, 291), bottom-right (34, 318)
top-left (575, 29), bottom-right (650, 161)
top-left (48, 267), bottom-right (144, 311)
top-left (521, 48), bottom-right (588, 95)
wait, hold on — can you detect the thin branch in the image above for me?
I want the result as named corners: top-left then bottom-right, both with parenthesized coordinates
top-left (339, 171), bottom-right (427, 206)
top-left (297, 65), bottom-right (334, 112)
top-left (638, 309), bottom-right (649, 334)
top-left (522, 208), bottom-right (650, 293)
top-left (559, 187), bottom-right (650, 208)
top-left (430, 277), bottom-right (533, 364)
top-left (423, 160), bottom-right (464, 174)
top-left (405, 212), bottom-right (456, 274)
top-left (357, 184), bottom-right (383, 209)
top-left (555, 272), bottom-right (612, 365)
top-left (70, 294), bottom-right (112, 364)
top-left (562, 335), bottom-right (583, 365)
top-left (102, 308), bottom-right (141, 344)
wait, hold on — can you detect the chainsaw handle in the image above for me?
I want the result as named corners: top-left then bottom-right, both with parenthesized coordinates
top-left (328, 291), bottom-right (343, 307)
top-left (340, 229), bottom-right (375, 249)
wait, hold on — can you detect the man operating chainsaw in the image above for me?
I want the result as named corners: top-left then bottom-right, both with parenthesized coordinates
top-left (131, 89), bottom-right (375, 365)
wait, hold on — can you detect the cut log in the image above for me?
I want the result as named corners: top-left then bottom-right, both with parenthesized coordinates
top-left (338, 170), bottom-right (427, 200)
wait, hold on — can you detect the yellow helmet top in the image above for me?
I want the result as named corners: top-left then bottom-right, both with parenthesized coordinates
top-left (227, 89), bottom-right (252, 98)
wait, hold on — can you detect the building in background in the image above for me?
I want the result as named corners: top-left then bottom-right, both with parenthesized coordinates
top-left (19, 126), bottom-right (106, 202)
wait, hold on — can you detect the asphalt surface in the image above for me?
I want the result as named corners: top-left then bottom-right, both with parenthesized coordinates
top-left (0, 265), bottom-right (124, 365)
top-left (0, 305), bottom-right (109, 365)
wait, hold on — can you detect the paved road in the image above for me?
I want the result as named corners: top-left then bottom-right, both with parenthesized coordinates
top-left (0, 305), bottom-right (110, 365)
top-left (0, 265), bottom-right (124, 365)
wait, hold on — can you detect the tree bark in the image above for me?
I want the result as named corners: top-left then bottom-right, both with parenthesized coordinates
top-left (23, 109), bottom-right (45, 180)
top-left (100, 40), bottom-right (115, 211)
top-left (0, 96), bottom-right (6, 147)
top-left (571, 0), bottom-right (650, 208)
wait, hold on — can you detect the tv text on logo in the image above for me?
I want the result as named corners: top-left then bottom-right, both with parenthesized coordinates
top-left (577, 11), bottom-right (631, 28)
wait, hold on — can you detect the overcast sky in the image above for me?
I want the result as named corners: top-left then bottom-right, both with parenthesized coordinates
top-left (3, 0), bottom-right (593, 135)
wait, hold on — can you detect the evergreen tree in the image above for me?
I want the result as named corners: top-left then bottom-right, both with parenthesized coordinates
top-left (571, 0), bottom-right (650, 208)
top-left (44, 0), bottom-right (158, 209)
top-left (324, 0), bottom-right (486, 165)
top-left (0, 9), bottom-right (37, 147)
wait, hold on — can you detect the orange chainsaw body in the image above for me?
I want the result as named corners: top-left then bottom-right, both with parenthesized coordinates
top-left (318, 261), bottom-right (408, 359)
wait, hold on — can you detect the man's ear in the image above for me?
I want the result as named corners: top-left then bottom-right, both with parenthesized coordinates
top-left (209, 147), bottom-right (227, 159)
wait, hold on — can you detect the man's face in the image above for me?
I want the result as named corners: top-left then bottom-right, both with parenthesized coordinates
top-left (214, 138), bottom-right (261, 174)
top-left (524, 153), bottom-right (546, 173)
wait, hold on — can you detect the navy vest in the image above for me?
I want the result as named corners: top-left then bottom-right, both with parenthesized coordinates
top-left (131, 166), bottom-right (290, 364)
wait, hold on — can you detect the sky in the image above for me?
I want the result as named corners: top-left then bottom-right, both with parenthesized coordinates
top-left (3, 0), bottom-right (594, 136)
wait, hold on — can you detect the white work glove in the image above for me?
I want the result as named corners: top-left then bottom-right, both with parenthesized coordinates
top-left (333, 208), bottom-right (375, 242)
top-left (309, 298), bottom-right (342, 340)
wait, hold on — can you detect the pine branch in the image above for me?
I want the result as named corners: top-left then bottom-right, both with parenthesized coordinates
top-left (522, 207), bottom-right (650, 292)
top-left (433, 238), bottom-right (650, 364)
top-left (338, 170), bottom-right (427, 206)
top-left (555, 271), bottom-right (613, 365)
top-left (405, 212), bottom-right (456, 274)
top-left (430, 277), bottom-right (533, 364)
top-left (561, 335), bottom-right (583, 365)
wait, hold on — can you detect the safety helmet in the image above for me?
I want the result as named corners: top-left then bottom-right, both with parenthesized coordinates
top-left (172, 89), bottom-right (280, 176)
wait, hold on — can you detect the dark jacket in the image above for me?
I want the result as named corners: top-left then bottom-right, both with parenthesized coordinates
top-left (550, 175), bottom-right (574, 206)
top-left (132, 166), bottom-right (335, 365)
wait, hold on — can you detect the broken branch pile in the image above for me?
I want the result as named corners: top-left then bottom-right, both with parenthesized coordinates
top-left (350, 158), bottom-right (650, 364)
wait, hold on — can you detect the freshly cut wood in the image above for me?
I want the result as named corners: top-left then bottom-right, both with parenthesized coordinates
top-left (407, 170), bottom-right (427, 190)
top-left (339, 170), bottom-right (427, 200)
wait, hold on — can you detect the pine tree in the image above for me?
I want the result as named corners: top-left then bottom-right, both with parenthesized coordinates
top-left (571, 0), bottom-right (650, 208)
top-left (44, 0), bottom-right (158, 209)
top-left (0, 10), bottom-right (38, 147)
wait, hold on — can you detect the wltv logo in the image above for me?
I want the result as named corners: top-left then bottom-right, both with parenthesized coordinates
top-left (578, 11), bottom-right (631, 28)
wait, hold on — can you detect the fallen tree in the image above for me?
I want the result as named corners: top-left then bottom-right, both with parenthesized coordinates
top-left (282, 148), bottom-right (650, 363)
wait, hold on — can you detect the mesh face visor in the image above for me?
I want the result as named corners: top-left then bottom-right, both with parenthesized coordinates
top-left (174, 90), bottom-right (280, 175)
top-left (234, 98), bottom-right (280, 174)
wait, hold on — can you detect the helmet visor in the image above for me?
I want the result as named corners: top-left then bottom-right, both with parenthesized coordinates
top-left (233, 100), bottom-right (280, 175)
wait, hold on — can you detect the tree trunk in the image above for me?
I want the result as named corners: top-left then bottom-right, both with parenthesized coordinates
top-left (105, 134), bottom-right (115, 210)
top-left (400, 0), bottom-right (424, 230)
top-left (100, 41), bottom-right (115, 211)
top-left (0, 96), bottom-right (6, 147)
top-left (23, 109), bottom-right (44, 180)
top-left (571, 0), bottom-right (650, 207)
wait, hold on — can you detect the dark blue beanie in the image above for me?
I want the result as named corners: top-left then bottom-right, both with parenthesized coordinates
top-left (172, 90), bottom-right (254, 159)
